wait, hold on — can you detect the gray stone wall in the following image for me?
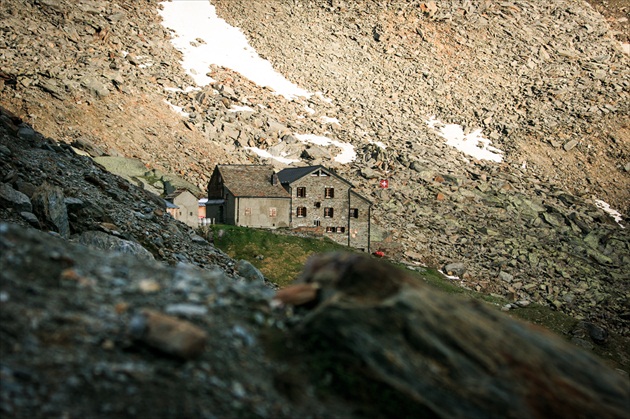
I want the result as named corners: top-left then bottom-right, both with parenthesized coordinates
top-left (288, 174), bottom-right (352, 247)
top-left (349, 192), bottom-right (371, 252)
top-left (173, 190), bottom-right (200, 228)
top-left (235, 197), bottom-right (290, 229)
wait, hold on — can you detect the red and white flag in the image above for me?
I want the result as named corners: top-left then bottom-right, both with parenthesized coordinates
top-left (379, 179), bottom-right (389, 189)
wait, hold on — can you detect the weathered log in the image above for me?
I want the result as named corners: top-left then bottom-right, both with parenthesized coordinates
top-left (288, 252), bottom-right (630, 418)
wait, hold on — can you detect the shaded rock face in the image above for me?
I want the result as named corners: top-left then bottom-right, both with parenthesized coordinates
top-left (0, 223), bottom-right (296, 418)
top-left (0, 183), bottom-right (32, 213)
top-left (0, 107), bottom-right (235, 272)
top-left (78, 230), bottom-right (154, 260)
top-left (31, 183), bottom-right (70, 238)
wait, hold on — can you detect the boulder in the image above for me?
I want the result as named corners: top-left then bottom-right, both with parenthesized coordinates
top-left (0, 183), bottom-right (32, 213)
top-left (236, 259), bottom-right (265, 283)
top-left (31, 183), bottom-right (70, 238)
top-left (77, 230), bottom-right (154, 260)
top-left (443, 261), bottom-right (466, 277)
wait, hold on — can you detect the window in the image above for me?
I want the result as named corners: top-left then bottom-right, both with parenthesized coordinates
top-left (350, 208), bottom-right (359, 218)
top-left (269, 207), bottom-right (277, 217)
top-left (324, 207), bottom-right (334, 218)
top-left (296, 187), bottom-right (306, 198)
top-left (314, 220), bottom-right (321, 227)
top-left (244, 208), bottom-right (252, 216)
top-left (314, 202), bottom-right (321, 208)
top-left (326, 226), bottom-right (335, 233)
top-left (337, 227), bottom-right (346, 233)
top-left (296, 206), bottom-right (307, 217)
top-left (325, 187), bottom-right (334, 198)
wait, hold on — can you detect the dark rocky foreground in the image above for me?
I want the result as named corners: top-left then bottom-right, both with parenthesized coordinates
top-left (1, 223), bottom-right (629, 418)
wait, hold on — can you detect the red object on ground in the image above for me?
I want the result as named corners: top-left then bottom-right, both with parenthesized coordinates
top-left (379, 179), bottom-right (389, 188)
top-left (373, 251), bottom-right (385, 258)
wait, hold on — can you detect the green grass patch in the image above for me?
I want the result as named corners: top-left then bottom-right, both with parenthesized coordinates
top-left (199, 225), bottom-right (351, 287)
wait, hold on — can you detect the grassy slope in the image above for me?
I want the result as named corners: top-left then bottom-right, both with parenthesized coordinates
top-left (200, 224), bottom-right (629, 371)
top-left (201, 225), bottom-right (351, 287)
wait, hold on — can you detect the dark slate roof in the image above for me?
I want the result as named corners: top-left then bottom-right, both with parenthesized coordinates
top-left (164, 189), bottom-right (190, 201)
top-left (217, 165), bottom-right (290, 198)
top-left (276, 165), bottom-right (352, 186)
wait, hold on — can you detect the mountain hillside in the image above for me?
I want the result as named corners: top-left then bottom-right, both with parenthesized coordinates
top-left (1, 0), bottom-right (628, 338)
top-left (1, 1), bottom-right (630, 416)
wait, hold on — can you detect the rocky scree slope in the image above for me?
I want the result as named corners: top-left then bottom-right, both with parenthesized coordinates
top-left (0, 0), bottom-right (628, 337)
top-left (0, 107), bottom-right (240, 272)
top-left (0, 0), bottom-right (253, 187)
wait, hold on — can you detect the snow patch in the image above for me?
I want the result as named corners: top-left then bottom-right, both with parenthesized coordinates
top-left (229, 105), bottom-right (255, 113)
top-left (158, 1), bottom-right (311, 100)
top-left (320, 116), bottom-right (340, 125)
top-left (245, 147), bottom-right (299, 164)
top-left (294, 134), bottom-right (356, 164)
top-left (426, 116), bottom-right (504, 163)
top-left (164, 86), bottom-right (200, 94)
top-left (315, 92), bottom-right (333, 104)
top-left (164, 100), bottom-right (189, 117)
top-left (369, 140), bottom-right (387, 149)
top-left (595, 200), bottom-right (625, 229)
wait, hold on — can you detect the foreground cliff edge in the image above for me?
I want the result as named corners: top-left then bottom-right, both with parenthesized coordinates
top-left (1, 223), bottom-right (628, 418)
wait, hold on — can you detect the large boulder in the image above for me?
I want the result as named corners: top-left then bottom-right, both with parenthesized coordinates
top-left (77, 230), bottom-right (154, 260)
top-left (0, 182), bottom-right (32, 213)
top-left (31, 183), bottom-right (70, 238)
top-left (236, 259), bottom-right (265, 283)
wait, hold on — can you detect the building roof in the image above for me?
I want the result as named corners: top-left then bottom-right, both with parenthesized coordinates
top-left (206, 199), bottom-right (225, 205)
top-left (165, 188), bottom-right (198, 201)
top-left (276, 165), bottom-right (352, 186)
top-left (217, 165), bottom-right (290, 198)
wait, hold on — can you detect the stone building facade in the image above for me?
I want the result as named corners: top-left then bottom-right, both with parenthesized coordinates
top-left (348, 190), bottom-right (372, 251)
top-left (165, 189), bottom-right (201, 228)
top-left (206, 165), bottom-right (371, 251)
top-left (206, 165), bottom-right (291, 229)
top-left (277, 166), bottom-right (372, 252)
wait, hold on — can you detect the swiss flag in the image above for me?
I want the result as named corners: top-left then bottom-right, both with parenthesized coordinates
top-left (379, 179), bottom-right (389, 189)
